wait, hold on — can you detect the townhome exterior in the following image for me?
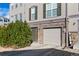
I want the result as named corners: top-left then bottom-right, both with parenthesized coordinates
top-left (67, 4), bottom-right (79, 49)
top-left (9, 3), bottom-right (79, 49)
top-left (0, 16), bottom-right (10, 26)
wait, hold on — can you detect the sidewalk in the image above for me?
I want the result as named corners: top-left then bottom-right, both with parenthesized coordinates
top-left (63, 48), bottom-right (79, 54)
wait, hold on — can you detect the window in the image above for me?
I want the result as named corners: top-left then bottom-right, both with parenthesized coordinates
top-left (4, 19), bottom-right (7, 22)
top-left (0, 17), bottom-right (3, 22)
top-left (11, 16), bottom-right (13, 20)
top-left (11, 15), bottom-right (13, 18)
top-left (78, 4), bottom-right (79, 11)
top-left (15, 4), bottom-right (18, 8)
top-left (11, 5), bottom-right (13, 10)
top-left (31, 7), bottom-right (36, 20)
top-left (29, 6), bottom-right (37, 20)
top-left (43, 3), bottom-right (61, 18)
top-left (4, 18), bottom-right (9, 22)
top-left (15, 14), bottom-right (18, 20)
top-left (0, 19), bottom-right (3, 22)
top-left (46, 3), bottom-right (57, 17)
top-left (20, 3), bottom-right (22, 6)
top-left (20, 13), bottom-right (22, 21)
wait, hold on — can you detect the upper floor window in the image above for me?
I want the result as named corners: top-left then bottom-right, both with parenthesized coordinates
top-left (29, 6), bottom-right (37, 21)
top-left (11, 15), bottom-right (13, 17)
top-left (43, 3), bottom-right (61, 18)
top-left (78, 4), bottom-right (79, 11)
top-left (46, 4), bottom-right (57, 17)
top-left (15, 4), bottom-right (18, 8)
top-left (20, 3), bottom-right (22, 6)
top-left (15, 14), bottom-right (18, 20)
top-left (20, 13), bottom-right (22, 21)
top-left (11, 5), bottom-right (13, 10)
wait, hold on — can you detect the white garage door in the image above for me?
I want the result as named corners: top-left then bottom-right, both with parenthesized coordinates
top-left (43, 28), bottom-right (61, 46)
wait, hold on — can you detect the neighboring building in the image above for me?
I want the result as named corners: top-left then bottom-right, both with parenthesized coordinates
top-left (10, 3), bottom-right (79, 49)
top-left (0, 16), bottom-right (10, 26)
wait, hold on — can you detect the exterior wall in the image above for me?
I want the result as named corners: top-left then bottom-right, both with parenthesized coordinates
top-left (10, 3), bottom-right (26, 22)
top-left (67, 3), bottom-right (79, 48)
top-left (67, 3), bottom-right (78, 16)
top-left (24, 3), bottom-right (44, 22)
top-left (10, 3), bottom-right (79, 48)
top-left (10, 3), bottom-right (66, 22)
top-left (29, 18), bottom-right (66, 47)
top-left (68, 18), bottom-right (78, 32)
top-left (67, 3), bottom-right (79, 32)
top-left (26, 3), bottom-right (66, 21)
top-left (9, 3), bottom-right (66, 47)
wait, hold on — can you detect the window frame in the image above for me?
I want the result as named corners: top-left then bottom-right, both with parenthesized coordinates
top-left (78, 3), bottom-right (79, 11)
top-left (15, 14), bottom-right (18, 20)
top-left (11, 5), bottom-right (13, 10)
top-left (19, 13), bottom-right (22, 21)
top-left (15, 4), bottom-right (18, 8)
top-left (20, 3), bottom-right (22, 6)
top-left (46, 3), bottom-right (58, 18)
top-left (43, 3), bottom-right (61, 19)
top-left (29, 6), bottom-right (37, 21)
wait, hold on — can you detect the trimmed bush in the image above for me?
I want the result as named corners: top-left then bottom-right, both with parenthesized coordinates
top-left (0, 20), bottom-right (32, 48)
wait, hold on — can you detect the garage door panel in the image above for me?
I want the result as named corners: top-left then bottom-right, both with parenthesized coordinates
top-left (43, 28), bottom-right (61, 46)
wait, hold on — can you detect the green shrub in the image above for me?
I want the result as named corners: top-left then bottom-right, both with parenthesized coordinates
top-left (0, 26), bottom-right (6, 46)
top-left (0, 20), bottom-right (32, 48)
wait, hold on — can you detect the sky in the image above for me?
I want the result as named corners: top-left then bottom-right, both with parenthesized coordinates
top-left (0, 3), bottom-right (9, 18)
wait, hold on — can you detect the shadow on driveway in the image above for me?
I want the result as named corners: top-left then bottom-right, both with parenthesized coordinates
top-left (0, 48), bottom-right (79, 56)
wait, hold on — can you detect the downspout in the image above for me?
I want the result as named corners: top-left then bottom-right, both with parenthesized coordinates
top-left (64, 3), bottom-right (68, 48)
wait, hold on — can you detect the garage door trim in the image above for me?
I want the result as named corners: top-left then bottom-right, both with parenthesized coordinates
top-left (43, 27), bottom-right (62, 46)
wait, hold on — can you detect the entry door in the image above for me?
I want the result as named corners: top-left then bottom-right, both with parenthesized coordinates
top-left (43, 28), bottom-right (61, 46)
top-left (32, 28), bottom-right (38, 42)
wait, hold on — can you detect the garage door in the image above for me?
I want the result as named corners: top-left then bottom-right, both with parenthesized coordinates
top-left (43, 28), bottom-right (61, 46)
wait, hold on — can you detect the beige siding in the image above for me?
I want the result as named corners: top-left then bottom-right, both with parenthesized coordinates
top-left (67, 3), bottom-right (79, 32)
top-left (10, 3), bottom-right (26, 22)
top-left (67, 3), bottom-right (78, 16)
top-left (68, 18), bottom-right (78, 32)
top-left (9, 3), bottom-right (79, 48)
top-left (10, 3), bottom-right (66, 22)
